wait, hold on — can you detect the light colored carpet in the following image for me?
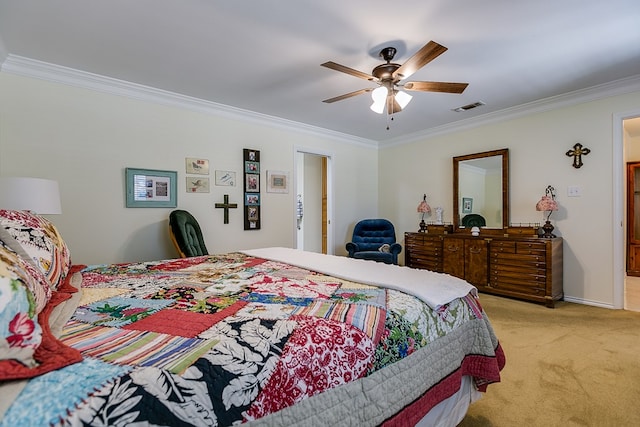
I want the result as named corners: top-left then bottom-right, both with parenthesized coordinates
top-left (459, 294), bottom-right (640, 427)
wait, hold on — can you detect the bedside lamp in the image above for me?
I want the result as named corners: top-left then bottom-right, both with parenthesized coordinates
top-left (417, 194), bottom-right (431, 233)
top-left (0, 177), bottom-right (62, 214)
top-left (536, 185), bottom-right (558, 238)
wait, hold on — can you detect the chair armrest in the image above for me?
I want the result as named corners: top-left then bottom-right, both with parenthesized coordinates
top-left (346, 242), bottom-right (359, 257)
top-left (390, 243), bottom-right (402, 265)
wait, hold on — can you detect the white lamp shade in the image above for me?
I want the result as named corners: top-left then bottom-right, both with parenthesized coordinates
top-left (395, 90), bottom-right (413, 109)
top-left (0, 177), bottom-right (62, 214)
top-left (370, 86), bottom-right (388, 114)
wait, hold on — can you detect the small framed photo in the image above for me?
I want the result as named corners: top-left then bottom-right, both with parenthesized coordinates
top-left (125, 168), bottom-right (177, 208)
top-left (245, 193), bottom-right (260, 206)
top-left (185, 158), bottom-right (209, 175)
top-left (245, 161), bottom-right (260, 174)
top-left (248, 206), bottom-right (259, 220)
top-left (267, 170), bottom-right (289, 193)
top-left (462, 197), bottom-right (473, 213)
top-left (215, 170), bottom-right (236, 186)
top-left (245, 173), bottom-right (259, 192)
top-left (186, 177), bottom-right (210, 193)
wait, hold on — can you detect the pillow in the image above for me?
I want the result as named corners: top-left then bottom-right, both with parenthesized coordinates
top-left (0, 244), bottom-right (83, 380)
top-left (0, 245), bottom-right (44, 369)
top-left (0, 226), bottom-right (52, 313)
top-left (0, 210), bottom-right (71, 290)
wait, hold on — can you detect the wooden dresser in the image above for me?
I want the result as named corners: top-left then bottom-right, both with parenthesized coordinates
top-left (405, 231), bottom-right (563, 307)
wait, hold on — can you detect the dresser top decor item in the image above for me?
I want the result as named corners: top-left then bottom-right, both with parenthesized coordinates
top-left (536, 185), bottom-right (559, 238)
top-left (417, 194), bottom-right (431, 233)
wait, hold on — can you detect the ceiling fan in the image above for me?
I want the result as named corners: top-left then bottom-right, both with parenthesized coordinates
top-left (321, 41), bottom-right (468, 115)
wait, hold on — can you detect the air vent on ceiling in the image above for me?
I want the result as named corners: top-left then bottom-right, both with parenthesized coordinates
top-left (452, 101), bottom-right (485, 112)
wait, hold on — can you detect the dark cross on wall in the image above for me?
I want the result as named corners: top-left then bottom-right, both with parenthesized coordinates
top-left (566, 143), bottom-right (591, 168)
top-left (215, 194), bottom-right (238, 224)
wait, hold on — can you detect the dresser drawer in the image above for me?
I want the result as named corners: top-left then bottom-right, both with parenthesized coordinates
top-left (491, 240), bottom-right (516, 253)
top-left (491, 251), bottom-right (546, 268)
top-left (490, 266), bottom-right (546, 284)
top-left (488, 278), bottom-right (547, 296)
top-left (408, 257), bottom-right (443, 272)
top-left (404, 233), bottom-right (443, 271)
top-left (516, 241), bottom-right (547, 255)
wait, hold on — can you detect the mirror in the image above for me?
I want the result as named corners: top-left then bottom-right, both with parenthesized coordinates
top-left (453, 148), bottom-right (509, 231)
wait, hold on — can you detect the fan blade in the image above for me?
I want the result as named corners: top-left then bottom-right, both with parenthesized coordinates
top-left (321, 61), bottom-right (374, 80)
top-left (322, 88), bottom-right (373, 103)
top-left (404, 81), bottom-right (468, 94)
top-left (393, 41), bottom-right (448, 80)
top-left (386, 95), bottom-right (403, 115)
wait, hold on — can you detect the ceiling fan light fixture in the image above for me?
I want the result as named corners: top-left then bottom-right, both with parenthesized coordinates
top-left (395, 90), bottom-right (412, 109)
top-left (370, 86), bottom-right (388, 114)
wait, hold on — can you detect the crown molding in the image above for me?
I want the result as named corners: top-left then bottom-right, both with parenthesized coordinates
top-left (380, 74), bottom-right (640, 148)
top-left (0, 55), bottom-right (378, 149)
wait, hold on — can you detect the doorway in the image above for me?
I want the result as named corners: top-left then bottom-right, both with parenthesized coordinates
top-left (294, 148), bottom-right (333, 254)
top-left (626, 161), bottom-right (640, 276)
top-left (615, 112), bottom-right (640, 310)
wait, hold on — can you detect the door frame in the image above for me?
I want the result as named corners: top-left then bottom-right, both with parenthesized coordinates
top-left (293, 146), bottom-right (334, 255)
top-left (614, 109), bottom-right (640, 309)
top-left (626, 161), bottom-right (640, 276)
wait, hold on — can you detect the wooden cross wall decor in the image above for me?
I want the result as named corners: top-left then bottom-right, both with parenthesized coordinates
top-left (565, 143), bottom-right (591, 169)
top-left (215, 194), bottom-right (238, 224)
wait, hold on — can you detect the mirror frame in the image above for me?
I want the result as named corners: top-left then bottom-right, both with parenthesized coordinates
top-left (453, 148), bottom-right (509, 232)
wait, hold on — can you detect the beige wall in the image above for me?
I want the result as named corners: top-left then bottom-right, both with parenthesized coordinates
top-left (2, 70), bottom-right (640, 308)
top-left (0, 73), bottom-right (378, 264)
top-left (379, 90), bottom-right (640, 307)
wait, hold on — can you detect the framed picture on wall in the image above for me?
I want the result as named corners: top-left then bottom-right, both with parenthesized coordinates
top-left (462, 197), bottom-right (473, 213)
top-left (245, 173), bottom-right (259, 192)
top-left (215, 170), bottom-right (236, 186)
top-left (185, 158), bottom-right (209, 175)
top-left (266, 170), bottom-right (289, 193)
top-left (245, 161), bottom-right (260, 174)
top-left (243, 148), bottom-right (261, 230)
top-left (125, 168), bottom-right (177, 208)
top-left (186, 177), bottom-right (210, 193)
top-left (245, 193), bottom-right (260, 206)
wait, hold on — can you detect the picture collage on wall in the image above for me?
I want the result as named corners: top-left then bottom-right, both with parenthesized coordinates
top-left (243, 149), bottom-right (261, 230)
top-left (185, 157), bottom-right (210, 193)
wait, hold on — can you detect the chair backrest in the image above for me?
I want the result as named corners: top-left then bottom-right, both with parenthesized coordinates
top-left (351, 219), bottom-right (397, 251)
top-left (461, 213), bottom-right (486, 227)
top-left (169, 210), bottom-right (209, 257)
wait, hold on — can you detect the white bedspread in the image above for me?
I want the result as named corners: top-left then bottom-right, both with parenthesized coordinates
top-left (241, 247), bottom-right (476, 309)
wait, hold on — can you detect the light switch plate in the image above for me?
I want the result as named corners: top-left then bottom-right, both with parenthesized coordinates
top-left (567, 185), bottom-right (581, 197)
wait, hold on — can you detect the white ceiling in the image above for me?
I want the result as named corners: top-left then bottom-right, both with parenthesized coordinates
top-left (1, 0), bottom-right (639, 144)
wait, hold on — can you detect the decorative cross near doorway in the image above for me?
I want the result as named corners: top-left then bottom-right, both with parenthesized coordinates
top-left (215, 194), bottom-right (238, 224)
top-left (565, 143), bottom-right (591, 169)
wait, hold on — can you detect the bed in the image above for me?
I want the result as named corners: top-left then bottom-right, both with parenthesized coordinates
top-left (0, 209), bottom-right (505, 426)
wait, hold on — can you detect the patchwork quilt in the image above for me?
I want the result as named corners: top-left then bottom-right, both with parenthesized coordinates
top-left (2, 251), bottom-right (504, 426)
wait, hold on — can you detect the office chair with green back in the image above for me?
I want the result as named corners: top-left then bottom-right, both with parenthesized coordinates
top-left (169, 210), bottom-right (209, 257)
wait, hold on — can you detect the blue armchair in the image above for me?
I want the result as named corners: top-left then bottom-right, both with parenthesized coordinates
top-left (346, 219), bottom-right (402, 264)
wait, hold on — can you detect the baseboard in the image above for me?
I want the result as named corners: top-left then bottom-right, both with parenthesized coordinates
top-left (562, 296), bottom-right (616, 310)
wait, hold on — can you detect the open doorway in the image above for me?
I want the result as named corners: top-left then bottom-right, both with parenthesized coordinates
top-left (614, 112), bottom-right (640, 311)
top-left (294, 148), bottom-right (333, 254)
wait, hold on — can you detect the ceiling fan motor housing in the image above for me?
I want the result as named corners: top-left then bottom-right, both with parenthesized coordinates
top-left (373, 47), bottom-right (401, 82)
top-left (372, 63), bottom-right (400, 81)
